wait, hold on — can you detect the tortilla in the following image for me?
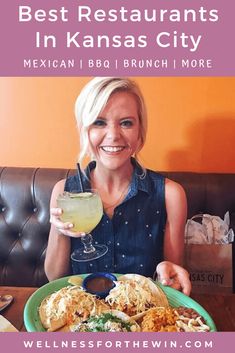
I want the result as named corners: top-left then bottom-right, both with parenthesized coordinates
top-left (105, 274), bottom-right (169, 316)
top-left (39, 287), bottom-right (70, 331)
top-left (104, 309), bottom-right (141, 331)
top-left (119, 274), bottom-right (169, 307)
top-left (38, 285), bottom-right (109, 331)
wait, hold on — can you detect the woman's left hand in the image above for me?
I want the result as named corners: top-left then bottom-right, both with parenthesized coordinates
top-left (155, 261), bottom-right (192, 296)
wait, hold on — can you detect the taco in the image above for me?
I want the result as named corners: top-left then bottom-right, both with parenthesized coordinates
top-left (105, 274), bottom-right (169, 316)
top-left (39, 285), bottom-right (109, 331)
top-left (69, 310), bottom-right (140, 332)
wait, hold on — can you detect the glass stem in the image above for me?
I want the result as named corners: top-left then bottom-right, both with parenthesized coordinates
top-left (81, 233), bottom-right (96, 253)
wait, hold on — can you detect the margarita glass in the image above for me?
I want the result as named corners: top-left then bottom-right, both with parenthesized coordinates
top-left (57, 190), bottom-right (108, 262)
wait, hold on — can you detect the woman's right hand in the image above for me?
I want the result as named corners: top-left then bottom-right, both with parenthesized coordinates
top-left (50, 207), bottom-right (84, 238)
top-left (156, 261), bottom-right (191, 296)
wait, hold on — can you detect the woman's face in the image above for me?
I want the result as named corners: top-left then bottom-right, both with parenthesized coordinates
top-left (88, 91), bottom-right (141, 172)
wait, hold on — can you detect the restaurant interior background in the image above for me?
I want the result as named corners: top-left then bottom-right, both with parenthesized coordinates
top-left (0, 76), bottom-right (235, 173)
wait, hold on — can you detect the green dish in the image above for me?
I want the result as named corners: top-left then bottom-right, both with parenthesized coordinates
top-left (24, 274), bottom-right (217, 332)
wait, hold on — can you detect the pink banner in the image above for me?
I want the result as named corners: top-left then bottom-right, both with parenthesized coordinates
top-left (0, 0), bottom-right (234, 76)
top-left (1, 332), bottom-right (235, 353)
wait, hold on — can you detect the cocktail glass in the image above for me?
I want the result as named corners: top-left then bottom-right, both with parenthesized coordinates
top-left (57, 190), bottom-right (108, 262)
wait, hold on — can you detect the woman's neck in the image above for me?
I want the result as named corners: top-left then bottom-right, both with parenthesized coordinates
top-left (91, 160), bottom-right (133, 192)
top-left (90, 160), bottom-right (133, 218)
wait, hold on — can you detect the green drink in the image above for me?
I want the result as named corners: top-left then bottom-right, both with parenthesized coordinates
top-left (57, 192), bottom-right (103, 233)
top-left (57, 190), bottom-right (108, 262)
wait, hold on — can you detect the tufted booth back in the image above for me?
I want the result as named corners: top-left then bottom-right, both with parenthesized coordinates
top-left (0, 167), bottom-right (71, 287)
top-left (0, 167), bottom-right (234, 287)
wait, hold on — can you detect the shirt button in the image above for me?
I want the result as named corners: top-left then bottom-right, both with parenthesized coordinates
top-left (146, 224), bottom-right (149, 228)
top-left (140, 264), bottom-right (144, 268)
top-left (149, 233), bottom-right (152, 238)
top-left (105, 264), bottom-right (108, 268)
top-left (122, 254), bottom-right (125, 258)
top-left (137, 209), bottom-right (141, 212)
top-left (125, 221), bottom-right (128, 225)
top-left (116, 242), bottom-right (120, 246)
top-left (114, 264), bottom-right (117, 268)
top-left (106, 220), bottom-right (109, 224)
top-left (156, 210), bottom-right (160, 214)
top-left (95, 241), bottom-right (98, 245)
top-left (89, 263), bottom-right (93, 267)
top-left (119, 212), bottom-right (122, 216)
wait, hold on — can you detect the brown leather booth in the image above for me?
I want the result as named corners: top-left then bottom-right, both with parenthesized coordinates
top-left (0, 167), bottom-right (234, 288)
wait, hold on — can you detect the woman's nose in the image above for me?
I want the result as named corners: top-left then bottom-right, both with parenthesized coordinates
top-left (106, 125), bottom-right (121, 140)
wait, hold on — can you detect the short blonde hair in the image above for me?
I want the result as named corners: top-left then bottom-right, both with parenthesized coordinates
top-left (75, 77), bottom-right (147, 166)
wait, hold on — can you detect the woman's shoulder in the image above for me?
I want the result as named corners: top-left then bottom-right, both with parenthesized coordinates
top-left (165, 177), bottom-right (185, 193)
top-left (64, 172), bottom-right (91, 192)
top-left (145, 168), bottom-right (186, 199)
top-left (65, 174), bottom-right (77, 184)
top-left (144, 167), bottom-right (166, 183)
top-left (147, 168), bottom-right (164, 178)
top-left (53, 179), bottom-right (66, 193)
top-left (65, 174), bottom-right (80, 192)
top-left (145, 168), bottom-right (184, 191)
top-left (50, 179), bottom-right (66, 207)
top-left (164, 177), bottom-right (187, 205)
top-left (139, 168), bottom-right (166, 196)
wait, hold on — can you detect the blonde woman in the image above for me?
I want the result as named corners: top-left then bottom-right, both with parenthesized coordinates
top-left (45, 77), bottom-right (191, 295)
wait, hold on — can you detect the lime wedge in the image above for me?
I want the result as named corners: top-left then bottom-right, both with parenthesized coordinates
top-left (68, 276), bottom-right (83, 286)
top-left (70, 192), bottom-right (93, 198)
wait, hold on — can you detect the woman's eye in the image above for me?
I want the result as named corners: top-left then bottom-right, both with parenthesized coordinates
top-left (121, 120), bottom-right (133, 127)
top-left (93, 119), bottom-right (106, 127)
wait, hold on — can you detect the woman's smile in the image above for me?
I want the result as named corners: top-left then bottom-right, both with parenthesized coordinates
top-left (100, 145), bottom-right (127, 153)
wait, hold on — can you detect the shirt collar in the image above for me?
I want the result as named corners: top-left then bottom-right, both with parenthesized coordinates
top-left (80, 162), bottom-right (95, 190)
top-left (129, 158), bottom-right (151, 196)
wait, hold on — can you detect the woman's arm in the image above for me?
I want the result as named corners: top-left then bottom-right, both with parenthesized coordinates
top-left (44, 179), bottom-right (71, 281)
top-left (164, 178), bottom-right (187, 265)
top-left (156, 178), bottom-right (191, 296)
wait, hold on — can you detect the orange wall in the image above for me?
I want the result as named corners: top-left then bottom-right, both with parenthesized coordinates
top-left (0, 77), bottom-right (235, 172)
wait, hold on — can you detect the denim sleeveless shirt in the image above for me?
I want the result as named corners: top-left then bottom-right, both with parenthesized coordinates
top-left (65, 159), bottom-right (166, 278)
